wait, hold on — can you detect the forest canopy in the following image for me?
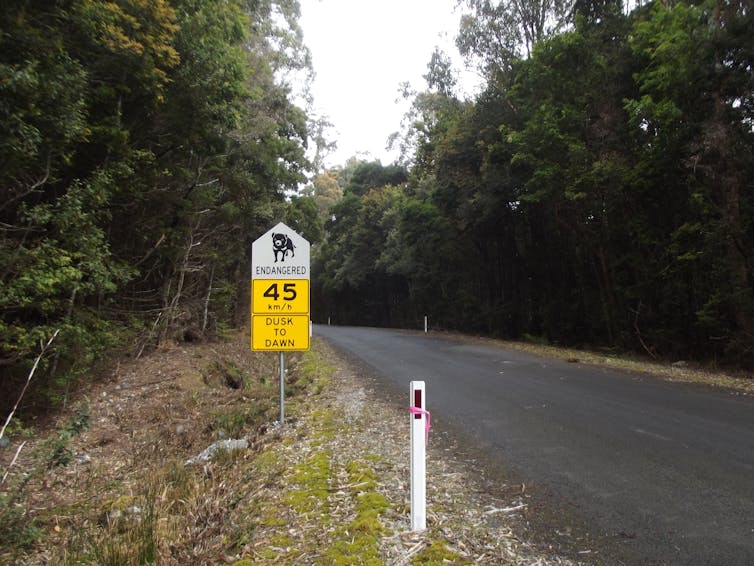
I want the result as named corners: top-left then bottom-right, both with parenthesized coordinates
top-left (0, 0), bottom-right (320, 410)
top-left (312, 0), bottom-right (754, 368)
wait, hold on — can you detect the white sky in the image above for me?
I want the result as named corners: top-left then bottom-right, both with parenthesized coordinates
top-left (298, 0), bottom-right (479, 169)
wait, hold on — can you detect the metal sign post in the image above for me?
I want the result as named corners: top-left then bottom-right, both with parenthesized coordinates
top-left (250, 222), bottom-right (310, 425)
top-left (410, 380), bottom-right (428, 531)
top-left (279, 352), bottom-right (285, 423)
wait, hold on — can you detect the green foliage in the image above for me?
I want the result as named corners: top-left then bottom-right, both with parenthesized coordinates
top-left (41, 403), bottom-right (90, 468)
top-left (287, 195), bottom-right (324, 244)
top-left (1, 0), bottom-right (314, 411)
top-left (0, 502), bottom-right (43, 553)
top-left (312, 1), bottom-right (754, 366)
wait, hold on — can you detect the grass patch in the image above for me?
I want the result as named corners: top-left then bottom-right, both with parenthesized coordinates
top-left (290, 348), bottom-right (334, 397)
top-left (212, 405), bottom-right (271, 439)
top-left (62, 488), bottom-right (159, 565)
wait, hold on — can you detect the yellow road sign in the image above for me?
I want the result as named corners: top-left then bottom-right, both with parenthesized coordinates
top-left (251, 314), bottom-right (310, 351)
top-left (251, 223), bottom-right (310, 352)
top-left (252, 279), bottom-right (309, 315)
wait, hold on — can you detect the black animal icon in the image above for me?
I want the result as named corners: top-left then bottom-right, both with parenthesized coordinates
top-left (272, 232), bottom-right (295, 262)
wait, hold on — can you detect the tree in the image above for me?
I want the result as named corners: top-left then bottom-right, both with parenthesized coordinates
top-left (303, 169), bottom-right (344, 222)
top-left (626, 0), bottom-right (754, 360)
top-left (286, 195), bottom-right (324, 244)
top-left (344, 161), bottom-right (408, 197)
top-left (1, 0), bottom-right (315, 412)
top-left (457, 0), bottom-right (575, 77)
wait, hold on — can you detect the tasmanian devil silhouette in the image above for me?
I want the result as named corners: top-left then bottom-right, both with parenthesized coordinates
top-left (272, 232), bottom-right (295, 262)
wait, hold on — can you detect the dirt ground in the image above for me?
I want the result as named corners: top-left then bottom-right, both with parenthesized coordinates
top-left (2, 331), bottom-right (599, 564)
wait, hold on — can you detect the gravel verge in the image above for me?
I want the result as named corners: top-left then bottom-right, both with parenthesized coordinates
top-left (243, 338), bottom-right (587, 564)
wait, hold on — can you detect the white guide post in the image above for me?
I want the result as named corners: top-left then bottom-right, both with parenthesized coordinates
top-left (424, 315), bottom-right (428, 333)
top-left (410, 380), bottom-right (427, 531)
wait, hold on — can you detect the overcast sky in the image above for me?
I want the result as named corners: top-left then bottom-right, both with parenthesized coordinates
top-left (298, 0), bottom-right (479, 169)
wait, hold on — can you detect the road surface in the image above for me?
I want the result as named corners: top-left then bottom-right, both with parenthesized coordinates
top-left (315, 325), bottom-right (754, 565)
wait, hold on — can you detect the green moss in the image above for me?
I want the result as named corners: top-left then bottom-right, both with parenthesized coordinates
top-left (306, 407), bottom-right (340, 442)
top-left (270, 533), bottom-right (295, 548)
top-left (346, 460), bottom-right (378, 491)
top-left (349, 513), bottom-right (384, 535)
top-left (412, 539), bottom-right (466, 565)
top-left (257, 547), bottom-right (281, 561)
top-left (253, 449), bottom-right (283, 476)
top-left (258, 512), bottom-right (287, 529)
top-left (289, 349), bottom-right (334, 399)
top-left (286, 451), bottom-right (332, 517)
top-left (356, 491), bottom-right (389, 515)
top-left (322, 458), bottom-right (392, 565)
top-left (323, 537), bottom-right (383, 565)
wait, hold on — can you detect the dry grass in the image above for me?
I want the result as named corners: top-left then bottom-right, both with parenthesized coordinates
top-left (0, 332), bottom-right (287, 564)
top-left (436, 331), bottom-right (754, 395)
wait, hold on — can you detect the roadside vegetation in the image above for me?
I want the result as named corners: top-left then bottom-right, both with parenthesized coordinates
top-left (313, 1), bottom-right (754, 370)
top-left (0, 332), bottom-right (305, 563)
top-left (0, 0), bottom-right (322, 418)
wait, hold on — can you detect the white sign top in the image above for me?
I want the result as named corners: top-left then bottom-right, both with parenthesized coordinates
top-left (251, 222), bottom-right (310, 279)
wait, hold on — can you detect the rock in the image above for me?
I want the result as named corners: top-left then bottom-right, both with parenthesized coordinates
top-left (176, 424), bottom-right (186, 435)
top-left (76, 453), bottom-right (92, 464)
top-left (185, 438), bottom-right (249, 466)
top-left (672, 360), bottom-right (688, 368)
top-left (0, 436), bottom-right (10, 449)
top-left (107, 509), bottom-right (123, 523)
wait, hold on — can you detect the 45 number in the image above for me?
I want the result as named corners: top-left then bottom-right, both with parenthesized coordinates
top-left (263, 282), bottom-right (297, 301)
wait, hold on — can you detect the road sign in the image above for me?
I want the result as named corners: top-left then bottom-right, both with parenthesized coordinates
top-left (252, 279), bottom-right (309, 314)
top-left (251, 222), bottom-right (310, 351)
top-left (251, 314), bottom-right (310, 351)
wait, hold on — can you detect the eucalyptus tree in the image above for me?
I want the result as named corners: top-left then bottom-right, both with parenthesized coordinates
top-left (457, 0), bottom-right (576, 77)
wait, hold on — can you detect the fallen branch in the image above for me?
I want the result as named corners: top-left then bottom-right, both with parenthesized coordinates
top-left (1, 441), bottom-right (26, 486)
top-left (1, 329), bottom-right (59, 488)
top-left (483, 503), bottom-right (527, 515)
top-left (0, 329), bottom-right (60, 440)
top-left (394, 540), bottom-right (428, 566)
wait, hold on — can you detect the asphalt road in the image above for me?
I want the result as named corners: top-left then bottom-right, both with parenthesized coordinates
top-left (314, 324), bottom-right (754, 565)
